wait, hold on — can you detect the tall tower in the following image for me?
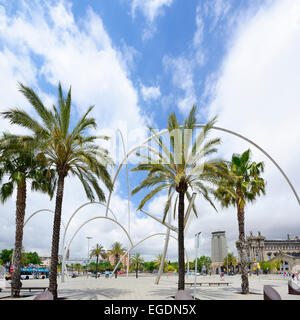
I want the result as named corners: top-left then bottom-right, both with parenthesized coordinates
top-left (211, 231), bottom-right (228, 263)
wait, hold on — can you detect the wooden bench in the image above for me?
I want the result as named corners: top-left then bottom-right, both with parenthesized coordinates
top-left (19, 287), bottom-right (48, 292)
top-left (185, 282), bottom-right (230, 287)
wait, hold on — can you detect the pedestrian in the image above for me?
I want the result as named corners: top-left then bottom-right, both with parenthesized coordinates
top-left (220, 271), bottom-right (224, 281)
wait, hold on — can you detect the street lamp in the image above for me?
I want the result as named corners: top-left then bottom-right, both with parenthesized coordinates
top-left (86, 236), bottom-right (92, 278)
top-left (194, 232), bottom-right (201, 300)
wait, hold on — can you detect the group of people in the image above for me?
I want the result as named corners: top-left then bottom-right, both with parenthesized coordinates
top-left (282, 271), bottom-right (299, 282)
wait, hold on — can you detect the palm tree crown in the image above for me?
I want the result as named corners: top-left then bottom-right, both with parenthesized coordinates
top-left (2, 82), bottom-right (113, 201)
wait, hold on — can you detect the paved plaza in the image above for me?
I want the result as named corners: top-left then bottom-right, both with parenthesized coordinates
top-left (1, 274), bottom-right (300, 300)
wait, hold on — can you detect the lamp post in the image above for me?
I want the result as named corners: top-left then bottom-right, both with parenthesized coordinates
top-left (194, 232), bottom-right (201, 300)
top-left (86, 236), bottom-right (92, 278)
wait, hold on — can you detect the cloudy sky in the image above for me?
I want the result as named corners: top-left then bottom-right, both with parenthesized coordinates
top-left (0, 0), bottom-right (299, 262)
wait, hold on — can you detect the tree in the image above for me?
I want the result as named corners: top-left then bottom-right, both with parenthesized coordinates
top-left (153, 254), bottom-right (165, 271)
top-left (223, 253), bottom-right (237, 272)
top-left (143, 261), bottom-right (155, 273)
top-left (197, 256), bottom-right (212, 273)
top-left (2, 82), bottom-right (114, 299)
top-left (214, 149), bottom-right (266, 294)
top-left (130, 253), bottom-right (144, 278)
top-left (90, 244), bottom-right (105, 278)
top-left (108, 242), bottom-right (126, 278)
top-left (0, 249), bottom-right (13, 265)
top-left (0, 136), bottom-right (55, 297)
top-left (131, 106), bottom-right (225, 291)
top-left (26, 252), bottom-right (41, 265)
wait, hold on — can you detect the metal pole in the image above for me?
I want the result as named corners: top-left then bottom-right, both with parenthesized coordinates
top-left (194, 232), bottom-right (201, 300)
top-left (86, 236), bottom-right (92, 278)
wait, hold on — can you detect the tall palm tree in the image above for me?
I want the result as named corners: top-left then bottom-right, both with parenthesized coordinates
top-left (0, 136), bottom-right (55, 297)
top-left (90, 244), bottom-right (105, 278)
top-left (2, 82), bottom-right (114, 299)
top-left (130, 253), bottom-right (144, 279)
top-left (214, 149), bottom-right (266, 294)
top-left (131, 106), bottom-right (225, 291)
top-left (109, 241), bottom-right (126, 278)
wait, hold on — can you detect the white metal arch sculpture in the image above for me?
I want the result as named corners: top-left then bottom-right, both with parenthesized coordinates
top-left (103, 124), bottom-right (300, 285)
top-left (59, 124), bottom-right (299, 285)
top-left (24, 209), bottom-right (66, 229)
top-left (62, 216), bottom-right (134, 280)
top-left (11, 209), bottom-right (67, 265)
top-left (106, 125), bottom-right (300, 214)
top-left (110, 233), bottom-right (181, 277)
top-left (60, 202), bottom-right (119, 282)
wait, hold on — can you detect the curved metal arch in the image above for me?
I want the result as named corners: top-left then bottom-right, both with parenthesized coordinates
top-left (111, 232), bottom-right (178, 277)
top-left (116, 129), bottom-right (131, 276)
top-left (116, 129), bottom-right (131, 234)
top-left (62, 202), bottom-right (117, 260)
top-left (12, 209), bottom-right (66, 265)
top-left (105, 125), bottom-right (300, 217)
top-left (60, 203), bottom-right (122, 282)
top-left (24, 209), bottom-right (66, 229)
top-left (63, 216), bottom-right (134, 265)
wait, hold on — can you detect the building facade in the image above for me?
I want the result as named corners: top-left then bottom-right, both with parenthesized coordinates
top-left (108, 253), bottom-right (129, 270)
top-left (236, 232), bottom-right (300, 272)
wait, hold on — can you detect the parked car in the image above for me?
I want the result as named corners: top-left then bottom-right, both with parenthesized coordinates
top-left (117, 270), bottom-right (126, 274)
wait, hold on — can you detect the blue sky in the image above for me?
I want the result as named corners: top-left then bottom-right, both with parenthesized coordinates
top-left (0, 0), bottom-right (300, 261)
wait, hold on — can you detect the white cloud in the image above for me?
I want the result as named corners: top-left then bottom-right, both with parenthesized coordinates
top-left (131, 0), bottom-right (173, 40)
top-left (131, 0), bottom-right (173, 23)
top-left (0, 0), bottom-right (150, 154)
top-left (0, 1), bottom-right (158, 260)
top-left (141, 84), bottom-right (161, 102)
top-left (204, 0), bottom-right (300, 247)
top-left (163, 55), bottom-right (197, 113)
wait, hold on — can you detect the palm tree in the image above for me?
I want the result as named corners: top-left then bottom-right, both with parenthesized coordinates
top-left (153, 254), bottom-right (165, 270)
top-left (223, 253), bottom-right (237, 273)
top-left (109, 241), bottom-right (126, 278)
top-left (214, 149), bottom-right (266, 294)
top-left (0, 136), bottom-right (55, 297)
top-left (130, 253), bottom-right (144, 278)
top-left (90, 244), bottom-right (105, 278)
top-left (131, 106), bottom-right (225, 291)
top-left (2, 82), bottom-right (114, 299)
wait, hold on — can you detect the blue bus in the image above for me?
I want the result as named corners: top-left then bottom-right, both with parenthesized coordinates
top-left (9, 265), bottom-right (50, 280)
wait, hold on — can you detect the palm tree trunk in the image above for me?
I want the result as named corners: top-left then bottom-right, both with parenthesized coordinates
top-left (236, 195), bottom-right (249, 294)
top-left (136, 263), bottom-right (138, 279)
top-left (115, 254), bottom-right (118, 279)
top-left (96, 256), bottom-right (99, 279)
top-left (11, 181), bottom-right (27, 297)
top-left (178, 191), bottom-right (185, 291)
top-left (49, 173), bottom-right (65, 299)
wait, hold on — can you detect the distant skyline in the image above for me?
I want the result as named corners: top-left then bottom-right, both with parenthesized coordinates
top-left (0, 0), bottom-right (300, 261)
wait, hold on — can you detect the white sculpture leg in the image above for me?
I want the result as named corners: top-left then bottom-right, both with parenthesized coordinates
top-left (155, 208), bottom-right (171, 285)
